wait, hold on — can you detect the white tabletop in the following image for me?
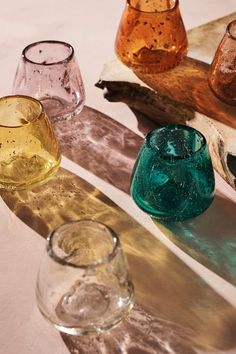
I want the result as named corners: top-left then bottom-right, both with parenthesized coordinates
top-left (0, 1), bottom-right (236, 354)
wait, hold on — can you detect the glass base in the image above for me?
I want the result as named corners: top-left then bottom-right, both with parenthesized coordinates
top-left (40, 96), bottom-right (84, 122)
top-left (208, 79), bottom-right (236, 107)
top-left (0, 159), bottom-right (60, 191)
top-left (52, 305), bottom-right (133, 336)
top-left (132, 190), bottom-right (214, 222)
top-left (37, 281), bottom-right (134, 336)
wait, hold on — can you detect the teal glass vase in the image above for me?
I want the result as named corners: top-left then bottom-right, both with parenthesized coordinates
top-left (130, 125), bottom-right (215, 221)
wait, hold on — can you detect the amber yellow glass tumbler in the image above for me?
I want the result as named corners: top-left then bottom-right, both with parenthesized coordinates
top-left (0, 95), bottom-right (61, 190)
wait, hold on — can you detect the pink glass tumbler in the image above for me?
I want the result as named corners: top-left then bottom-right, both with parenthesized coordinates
top-left (13, 40), bottom-right (85, 122)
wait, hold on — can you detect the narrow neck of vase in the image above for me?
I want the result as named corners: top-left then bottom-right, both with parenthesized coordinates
top-left (128, 0), bottom-right (178, 12)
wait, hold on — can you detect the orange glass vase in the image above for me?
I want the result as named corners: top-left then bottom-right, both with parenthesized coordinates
top-left (115, 0), bottom-right (188, 73)
top-left (208, 20), bottom-right (236, 106)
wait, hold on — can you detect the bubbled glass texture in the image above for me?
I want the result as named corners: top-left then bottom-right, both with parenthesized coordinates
top-left (130, 125), bottom-right (215, 221)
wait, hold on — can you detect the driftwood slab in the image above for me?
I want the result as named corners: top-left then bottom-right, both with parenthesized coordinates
top-left (96, 13), bottom-right (236, 190)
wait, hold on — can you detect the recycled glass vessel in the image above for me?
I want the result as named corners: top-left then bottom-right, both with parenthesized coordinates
top-left (130, 125), bottom-right (215, 221)
top-left (36, 220), bottom-right (134, 335)
top-left (0, 95), bottom-right (61, 190)
top-left (115, 0), bottom-right (188, 73)
top-left (13, 40), bottom-right (85, 121)
top-left (208, 20), bottom-right (236, 106)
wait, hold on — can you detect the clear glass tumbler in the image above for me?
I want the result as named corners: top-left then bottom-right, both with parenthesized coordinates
top-left (115, 0), bottom-right (188, 73)
top-left (0, 95), bottom-right (61, 190)
top-left (36, 220), bottom-right (134, 335)
top-left (208, 20), bottom-right (236, 106)
top-left (12, 40), bottom-right (85, 121)
top-left (130, 125), bottom-right (215, 221)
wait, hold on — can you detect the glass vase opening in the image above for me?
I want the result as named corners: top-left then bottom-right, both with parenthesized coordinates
top-left (23, 40), bottom-right (74, 66)
top-left (227, 19), bottom-right (236, 39)
top-left (0, 95), bottom-right (43, 127)
top-left (147, 124), bottom-right (206, 161)
top-left (128, 0), bottom-right (177, 13)
top-left (48, 220), bottom-right (120, 268)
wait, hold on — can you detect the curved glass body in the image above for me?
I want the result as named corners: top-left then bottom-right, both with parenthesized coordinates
top-left (0, 95), bottom-right (61, 190)
top-left (13, 40), bottom-right (85, 121)
top-left (208, 20), bottom-right (236, 106)
top-left (130, 125), bottom-right (215, 221)
top-left (115, 0), bottom-right (188, 73)
top-left (36, 220), bottom-right (134, 335)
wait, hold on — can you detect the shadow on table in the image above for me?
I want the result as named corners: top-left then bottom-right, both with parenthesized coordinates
top-left (52, 105), bottom-right (143, 194)
top-left (1, 168), bottom-right (236, 353)
top-left (157, 192), bottom-right (236, 287)
top-left (61, 304), bottom-right (198, 354)
top-left (1, 104), bottom-right (233, 352)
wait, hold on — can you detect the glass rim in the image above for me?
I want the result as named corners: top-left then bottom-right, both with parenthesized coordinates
top-left (127, 0), bottom-right (179, 14)
top-left (226, 20), bottom-right (236, 41)
top-left (47, 220), bottom-right (120, 269)
top-left (146, 124), bottom-right (207, 161)
top-left (22, 40), bottom-right (74, 66)
top-left (0, 94), bottom-right (44, 128)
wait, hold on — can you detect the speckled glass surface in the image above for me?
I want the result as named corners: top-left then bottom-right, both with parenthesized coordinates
top-left (0, 95), bottom-right (61, 190)
top-left (13, 40), bottom-right (85, 121)
top-left (208, 19), bottom-right (236, 106)
top-left (130, 124), bottom-right (215, 221)
top-left (115, 0), bottom-right (188, 73)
